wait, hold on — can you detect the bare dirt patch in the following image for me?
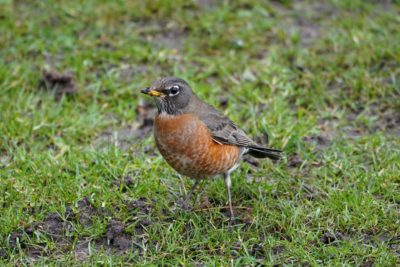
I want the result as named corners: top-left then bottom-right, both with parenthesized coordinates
top-left (38, 71), bottom-right (78, 101)
top-left (75, 196), bottom-right (110, 226)
top-left (320, 231), bottom-right (342, 245)
top-left (4, 196), bottom-right (155, 261)
top-left (102, 220), bottom-right (134, 252)
top-left (7, 212), bottom-right (69, 259)
top-left (287, 154), bottom-right (304, 168)
top-left (35, 212), bottom-right (72, 237)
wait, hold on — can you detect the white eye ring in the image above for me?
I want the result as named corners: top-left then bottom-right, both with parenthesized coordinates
top-left (168, 85), bottom-right (180, 96)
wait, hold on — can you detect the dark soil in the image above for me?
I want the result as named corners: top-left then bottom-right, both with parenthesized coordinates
top-left (5, 194), bottom-right (398, 262)
top-left (126, 197), bottom-right (153, 215)
top-left (104, 220), bottom-right (133, 251)
top-left (320, 231), bottom-right (340, 244)
top-left (4, 196), bottom-right (154, 261)
top-left (35, 212), bottom-right (72, 237)
top-left (287, 154), bottom-right (304, 168)
top-left (38, 71), bottom-right (78, 100)
top-left (75, 196), bottom-right (105, 226)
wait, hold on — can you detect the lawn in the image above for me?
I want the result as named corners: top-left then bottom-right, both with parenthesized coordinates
top-left (0, 0), bottom-right (399, 265)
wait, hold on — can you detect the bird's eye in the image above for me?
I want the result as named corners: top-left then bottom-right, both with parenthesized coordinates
top-left (169, 85), bottom-right (180, 96)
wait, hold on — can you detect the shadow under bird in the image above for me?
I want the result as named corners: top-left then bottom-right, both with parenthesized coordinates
top-left (141, 77), bottom-right (282, 219)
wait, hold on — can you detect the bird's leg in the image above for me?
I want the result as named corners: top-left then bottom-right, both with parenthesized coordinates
top-left (178, 179), bottom-right (200, 211)
top-left (186, 179), bottom-right (200, 200)
top-left (224, 173), bottom-right (234, 220)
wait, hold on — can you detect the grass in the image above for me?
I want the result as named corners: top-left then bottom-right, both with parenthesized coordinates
top-left (0, 0), bottom-right (399, 265)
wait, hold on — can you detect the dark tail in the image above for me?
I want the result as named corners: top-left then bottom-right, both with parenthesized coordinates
top-left (247, 145), bottom-right (283, 160)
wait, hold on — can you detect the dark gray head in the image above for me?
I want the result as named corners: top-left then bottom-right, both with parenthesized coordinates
top-left (141, 77), bottom-right (195, 115)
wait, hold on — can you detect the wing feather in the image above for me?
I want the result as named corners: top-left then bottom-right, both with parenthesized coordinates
top-left (194, 102), bottom-right (282, 160)
top-left (199, 111), bottom-right (258, 147)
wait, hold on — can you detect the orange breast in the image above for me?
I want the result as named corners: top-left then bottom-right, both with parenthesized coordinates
top-left (154, 113), bottom-right (240, 179)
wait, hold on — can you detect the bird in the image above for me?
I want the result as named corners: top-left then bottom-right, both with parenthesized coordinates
top-left (141, 77), bottom-right (282, 219)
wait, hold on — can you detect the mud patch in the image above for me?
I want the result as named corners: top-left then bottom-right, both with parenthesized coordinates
top-left (287, 154), bottom-right (304, 168)
top-left (126, 197), bottom-right (153, 215)
top-left (6, 213), bottom-right (70, 260)
top-left (75, 197), bottom-right (107, 226)
top-left (73, 238), bottom-right (92, 262)
top-left (36, 212), bottom-right (72, 237)
top-left (4, 196), bottom-right (155, 261)
top-left (104, 220), bottom-right (133, 252)
top-left (320, 231), bottom-right (342, 245)
top-left (38, 71), bottom-right (78, 100)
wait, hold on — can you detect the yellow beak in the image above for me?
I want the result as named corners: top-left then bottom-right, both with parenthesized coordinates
top-left (141, 88), bottom-right (163, 97)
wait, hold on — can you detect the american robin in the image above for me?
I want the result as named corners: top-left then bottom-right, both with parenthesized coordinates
top-left (141, 77), bottom-right (282, 219)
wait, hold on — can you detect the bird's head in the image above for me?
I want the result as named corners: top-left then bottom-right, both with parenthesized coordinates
top-left (141, 77), bottom-right (195, 115)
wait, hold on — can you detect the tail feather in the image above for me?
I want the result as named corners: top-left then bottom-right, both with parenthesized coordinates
top-left (247, 145), bottom-right (283, 160)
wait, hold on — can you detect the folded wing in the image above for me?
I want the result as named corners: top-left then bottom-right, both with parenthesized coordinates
top-left (199, 107), bottom-right (282, 160)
